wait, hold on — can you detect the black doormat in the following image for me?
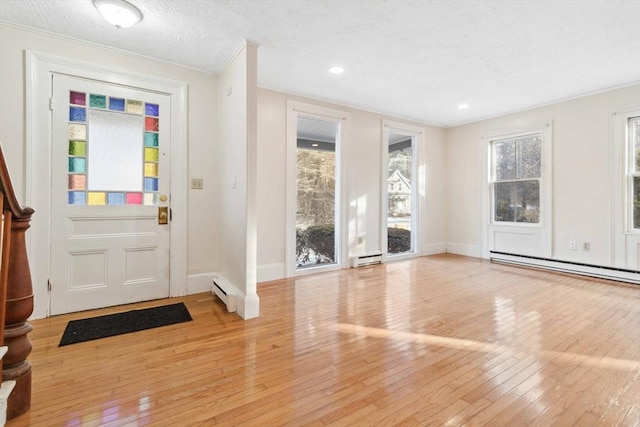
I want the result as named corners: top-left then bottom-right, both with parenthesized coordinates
top-left (59, 302), bottom-right (192, 347)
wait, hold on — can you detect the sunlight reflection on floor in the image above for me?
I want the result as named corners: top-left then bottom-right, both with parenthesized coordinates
top-left (329, 323), bottom-right (640, 371)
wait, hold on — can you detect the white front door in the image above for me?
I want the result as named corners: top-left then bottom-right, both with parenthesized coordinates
top-left (50, 75), bottom-right (171, 315)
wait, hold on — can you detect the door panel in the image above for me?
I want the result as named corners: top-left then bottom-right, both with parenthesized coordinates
top-left (50, 75), bottom-right (171, 315)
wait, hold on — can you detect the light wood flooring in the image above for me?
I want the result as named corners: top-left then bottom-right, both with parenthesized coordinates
top-left (7, 254), bottom-right (640, 426)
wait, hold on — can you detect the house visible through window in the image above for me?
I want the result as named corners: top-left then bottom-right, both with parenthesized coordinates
top-left (629, 116), bottom-right (640, 230)
top-left (491, 133), bottom-right (541, 223)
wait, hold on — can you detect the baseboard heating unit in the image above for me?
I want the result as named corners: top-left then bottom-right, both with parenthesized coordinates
top-left (490, 251), bottom-right (639, 285)
top-left (212, 279), bottom-right (237, 312)
top-left (351, 253), bottom-right (383, 268)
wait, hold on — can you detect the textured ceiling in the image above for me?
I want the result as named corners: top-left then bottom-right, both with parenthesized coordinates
top-left (1, 0), bottom-right (639, 127)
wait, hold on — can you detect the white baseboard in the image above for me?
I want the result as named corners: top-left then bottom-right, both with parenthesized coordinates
top-left (211, 273), bottom-right (260, 320)
top-left (446, 242), bottom-right (482, 258)
top-left (257, 262), bottom-right (285, 283)
top-left (240, 293), bottom-right (260, 320)
top-left (422, 242), bottom-right (447, 256)
top-left (187, 273), bottom-right (215, 294)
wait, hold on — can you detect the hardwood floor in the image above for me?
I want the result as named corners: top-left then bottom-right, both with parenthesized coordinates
top-left (7, 254), bottom-right (640, 426)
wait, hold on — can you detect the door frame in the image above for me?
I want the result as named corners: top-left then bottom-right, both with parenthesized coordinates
top-left (381, 119), bottom-right (423, 262)
top-left (285, 100), bottom-right (350, 277)
top-left (25, 51), bottom-right (188, 319)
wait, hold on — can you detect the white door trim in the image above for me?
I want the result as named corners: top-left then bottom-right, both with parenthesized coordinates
top-left (25, 51), bottom-right (188, 319)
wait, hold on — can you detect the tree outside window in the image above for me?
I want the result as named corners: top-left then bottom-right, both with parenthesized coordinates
top-left (492, 134), bottom-right (541, 223)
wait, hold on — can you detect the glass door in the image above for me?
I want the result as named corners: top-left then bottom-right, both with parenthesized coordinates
top-left (386, 131), bottom-right (417, 256)
top-left (295, 116), bottom-right (339, 270)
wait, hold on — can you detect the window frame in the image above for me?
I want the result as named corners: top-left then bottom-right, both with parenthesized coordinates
top-left (481, 122), bottom-right (552, 259)
top-left (381, 119), bottom-right (423, 261)
top-left (285, 101), bottom-right (350, 277)
top-left (490, 133), bottom-right (543, 226)
top-left (626, 115), bottom-right (640, 233)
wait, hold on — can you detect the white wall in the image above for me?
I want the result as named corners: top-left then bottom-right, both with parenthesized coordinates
top-left (0, 23), bottom-right (218, 293)
top-left (215, 43), bottom-right (259, 318)
top-left (256, 88), bottom-right (447, 281)
top-left (445, 84), bottom-right (640, 266)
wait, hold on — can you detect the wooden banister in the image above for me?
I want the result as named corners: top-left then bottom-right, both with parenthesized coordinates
top-left (0, 145), bottom-right (34, 419)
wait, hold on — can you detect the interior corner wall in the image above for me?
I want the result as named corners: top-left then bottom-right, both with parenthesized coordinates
top-left (256, 88), bottom-right (447, 282)
top-left (444, 84), bottom-right (640, 266)
top-left (215, 43), bottom-right (258, 318)
top-left (0, 23), bottom-right (219, 310)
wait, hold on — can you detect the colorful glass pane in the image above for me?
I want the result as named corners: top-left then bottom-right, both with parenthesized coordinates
top-left (69, 106), bottom-right (86, 123)
top-left (107, 193), bottom-right (126, 205)
top-left (68, 191), bottom-right (86, 205)
top-left (69, 157), bottom-right (86, 173)
top-left (143, 193), bottom-right (158, 206)
top-left (126, 192), bottom-right (143, 205)
top-left (109, 97), bottom-right (125, 111)
top-left (89, 94), bottom-right (107, 109)
top-left (144, 163), bottom-right (158, 177)
top-left (68, 174), bottom-right (86, 190)
top-left (145, 117), bottom-right (159, 132)
top-left (144, 132), bottom-right (158, 147)
top-left (126, 100), bottom-right (144, 115)
top-left (68, 124), bottom-right (86, 140)
top-left (145, 103), bottom-right (159, 117)
top-left (87, 192), bottom-right (106, 205)
top-left (69, 140), bottom-right (87, 156)
top-left (144, 177), bottom-right (158, 192)
top-left (144, 147), bottom-right (159, 162)
top-left (70, 91), bottom-right (86, 106)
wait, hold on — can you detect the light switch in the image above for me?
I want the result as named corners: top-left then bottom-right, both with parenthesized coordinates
top-left (191, 178), bottom-right (203, 190)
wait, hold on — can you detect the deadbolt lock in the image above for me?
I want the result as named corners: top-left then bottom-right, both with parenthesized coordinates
top-left (159, 194), bottom-right (168, 202)
top-left (158, 206), bottom-right (169, 225)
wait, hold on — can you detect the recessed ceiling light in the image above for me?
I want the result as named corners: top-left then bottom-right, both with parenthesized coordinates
top-left (329, 66), bottom-right (345, 75)
top-left (311, 143), bottom-right (319, 147)
top-left (458, 103), bottom-right (470, 110)
top-left (94, 0), bottom-right (143, 28)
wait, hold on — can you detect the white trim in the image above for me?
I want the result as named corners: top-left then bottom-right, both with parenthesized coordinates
top-left (285, 100), bottom-right (351, 278)
top-left (611, 105), bottom-right (640, 269)
top-left (1, 20), bottom-right (215, 76)
top-left (422, 242), bottom-right (447, 255)
top-left (446, 242), bottom-right (482, 258)
top-left (445, 81), bottom-right (640, 128)
top-left (212, 273), bottom-right (259, 319)
top-left (480, 121), bottom-right (553, 260)
top-left (25, 51), bottom-right (188, 319)
top-left (381, 119), bottom-right (424, 260)
top-left (257, 263), bottom-right (285, 283)
top-left (187, 273), bottom-right (216, 294)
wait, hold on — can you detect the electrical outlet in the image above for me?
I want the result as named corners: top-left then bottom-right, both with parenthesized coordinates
top-left (569, 241), bottom-right (577, 251)
top-left (583, 242), bottom-right (590, 251)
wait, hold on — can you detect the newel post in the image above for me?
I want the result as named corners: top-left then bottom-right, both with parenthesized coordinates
top-left (0, 146), bottom-right (34, 419)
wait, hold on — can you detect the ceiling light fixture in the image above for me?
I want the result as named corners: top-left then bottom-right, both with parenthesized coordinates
top-left (329, 66), bottom-right (345, 75)
top-left (458, 103), bottom-right (470, 110)
top-left (94, 0), bottom-right (143, 28)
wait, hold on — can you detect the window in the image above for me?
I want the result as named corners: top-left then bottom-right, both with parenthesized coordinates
top-left (628, 116), bottom-right (640, 231)
top-left (286, 101), bottom-right (349, 277)
top-left (295, 116), bottom-right (338, 269)
top-left (383, 120), bottom-right (422, 259)
top-left (491, 134), bottom-right (541, 224)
